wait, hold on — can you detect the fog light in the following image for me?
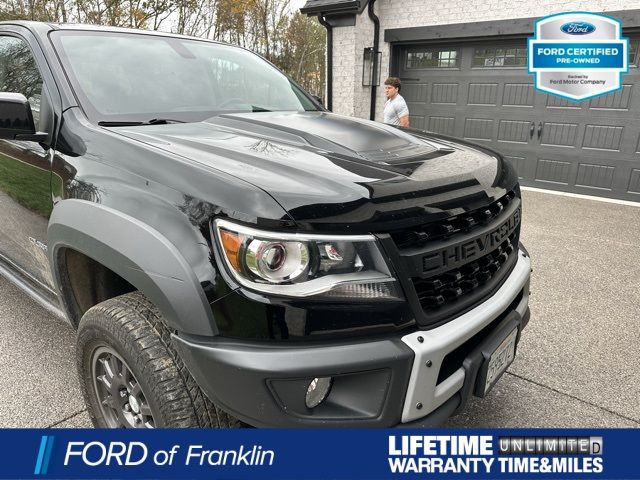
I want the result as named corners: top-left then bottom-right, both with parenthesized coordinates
top-left (305, 377), bottom-right (333, 409)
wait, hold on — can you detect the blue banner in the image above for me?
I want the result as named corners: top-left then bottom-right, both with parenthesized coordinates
top-left (530, 42), bottom-right (625, 68)
top-left (0, 428), bottom-right (639, 479)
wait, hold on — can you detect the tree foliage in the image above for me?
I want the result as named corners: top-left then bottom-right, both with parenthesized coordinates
top-left (0, 0), bottom-right (326, 96)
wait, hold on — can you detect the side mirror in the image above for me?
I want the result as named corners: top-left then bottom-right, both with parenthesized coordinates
top-left (0, 92), bottom-right (47, 142)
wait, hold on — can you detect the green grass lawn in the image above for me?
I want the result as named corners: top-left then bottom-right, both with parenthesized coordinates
top-left (0, 151), bottom-right (55, 217)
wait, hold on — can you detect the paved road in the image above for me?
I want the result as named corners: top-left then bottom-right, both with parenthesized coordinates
top-left (0, 189), bottom-right (638, 428)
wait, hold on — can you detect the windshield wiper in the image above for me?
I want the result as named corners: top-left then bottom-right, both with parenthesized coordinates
top-left (146, 118), bottom-right (186, 125)
top-left (98, 118), bottom-right (186, 127)
top-left (250, 106), bottom-right (272, 112)
top-left (98, 121), bottom-right (144, 126)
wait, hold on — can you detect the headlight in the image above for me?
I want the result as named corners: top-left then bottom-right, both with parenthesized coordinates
top-left (214, 219), bottom-right (403, 300)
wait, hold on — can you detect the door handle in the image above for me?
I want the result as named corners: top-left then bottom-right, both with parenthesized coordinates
top-left (529, 122), bottom-right (535, 138)
top-left (537, 121), bottom-right (543, 139)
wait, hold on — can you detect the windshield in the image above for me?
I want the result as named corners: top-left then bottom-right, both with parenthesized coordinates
top-left (51, 30), bottom-right (318, 124)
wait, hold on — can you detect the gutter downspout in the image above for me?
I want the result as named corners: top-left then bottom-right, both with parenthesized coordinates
top-left (368, 0), bottom-right (380, 121)
top-left (318, 15), bottom-right (333, 111)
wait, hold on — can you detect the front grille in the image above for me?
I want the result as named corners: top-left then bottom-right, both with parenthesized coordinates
top-left (391, 190), bottom-right (517, 250)
top-left (390, 190), bottom-right (521, 326)
top-left (413, 231), bottom-right (517, 312)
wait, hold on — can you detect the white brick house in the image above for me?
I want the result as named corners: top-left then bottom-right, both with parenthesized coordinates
top-left (300, 0), bottom-right (640, 200)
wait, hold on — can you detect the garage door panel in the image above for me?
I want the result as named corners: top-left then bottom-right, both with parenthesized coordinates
top-left (428, 116), bottom-right (456, 135)
top-left (403, 80), bottom-right (427, 119)
top-left (498, 119), bottom-right (532, 143)
top-left (406, 101), bottom-right (425, 112)
top-left (431, 83), bottom-right (459, 104)
top-left (464, 118), bottom-right (494, 141)
top-left (546, 95), bottom-right (583, 109)
top-left (588, 85), bottom-right (633, 110)
top-left (535, 158), bottom-right (573, 184)
top-left (575, 163), bottom-right (616, 190)
top-left (410, 115), bottom-right (426, 130)
top-left (582, 125), bottom-right (624, 152)
top-left (612, 163), bottom-right (640, 195)
top-left (405, 101), bottom-right (427, 118)
top-left (572, 162), bottom-right (639, 194)
top-left (468, 83), bottom-right (498, 105)
top-left (628, 169), bottom-right (640, 194)
top-left (540, 122), bottom-right (579, 147)
top-left (502, 83), bottom-right (535, 107)
top-left (403, 83), bottom-right (428, 102)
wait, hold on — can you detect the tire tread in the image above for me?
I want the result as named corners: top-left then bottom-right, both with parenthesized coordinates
top-left (77, 291), bottom-right (243, 428)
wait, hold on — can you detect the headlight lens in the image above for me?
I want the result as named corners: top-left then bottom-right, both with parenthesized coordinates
top-left (214, 219), bottom-right (403, 300)
top-left (246, 239), bottom-right (309, 283)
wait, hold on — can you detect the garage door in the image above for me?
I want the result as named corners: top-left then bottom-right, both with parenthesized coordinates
top-left (397, 39), bottom-right (640, 201)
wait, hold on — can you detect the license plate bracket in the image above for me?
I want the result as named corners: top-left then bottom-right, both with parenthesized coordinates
top-left (473, 320), bottom-right (520, 398)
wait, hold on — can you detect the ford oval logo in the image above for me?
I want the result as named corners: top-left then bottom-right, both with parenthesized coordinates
top-left (560, 22), bottom-right (596, 35)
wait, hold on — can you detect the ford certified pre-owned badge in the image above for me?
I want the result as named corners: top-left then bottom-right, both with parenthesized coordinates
top-left (529, 12), bottom-right (629, 101)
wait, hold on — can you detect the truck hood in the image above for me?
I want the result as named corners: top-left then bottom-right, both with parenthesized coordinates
top-left (113, 111), bottom-right (517, 231)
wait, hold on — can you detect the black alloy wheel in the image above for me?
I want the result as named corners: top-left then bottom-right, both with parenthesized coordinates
top-left (92, 346), bottom-right (154, 428)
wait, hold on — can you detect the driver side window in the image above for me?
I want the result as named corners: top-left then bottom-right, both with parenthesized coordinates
top-left (0, 35), bottom-right (44, 129)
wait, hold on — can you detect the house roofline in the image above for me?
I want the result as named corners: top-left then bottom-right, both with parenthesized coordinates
top-left (300, 0), bottom-right (368, 17)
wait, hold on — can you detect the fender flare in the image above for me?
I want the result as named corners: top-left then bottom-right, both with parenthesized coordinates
top-left (47, 199), bottom-right (218, 336)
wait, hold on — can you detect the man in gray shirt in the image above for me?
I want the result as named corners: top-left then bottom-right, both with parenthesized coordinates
top-left (383, 77), bottom-right (410, 127)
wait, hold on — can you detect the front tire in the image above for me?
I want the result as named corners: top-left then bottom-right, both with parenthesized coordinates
top-left (76, 292), bottom-right (242, 428)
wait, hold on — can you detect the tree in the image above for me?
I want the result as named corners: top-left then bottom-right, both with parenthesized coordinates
top-left (278, 11), bottom-right (326, 96)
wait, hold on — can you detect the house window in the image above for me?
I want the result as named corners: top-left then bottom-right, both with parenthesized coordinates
top-left (473, 47), bottom-right (527, 67)
top-left (629, 40), bottom-right (639, 66)
top-left (406, 48), bottom-right (459, 69)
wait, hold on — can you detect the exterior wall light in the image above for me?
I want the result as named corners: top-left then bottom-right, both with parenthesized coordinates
top-left (362, 47), bottom-right (381, 86)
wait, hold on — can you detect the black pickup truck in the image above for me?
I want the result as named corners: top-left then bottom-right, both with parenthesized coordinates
top-left (0, 21), bottom-right (531, 428)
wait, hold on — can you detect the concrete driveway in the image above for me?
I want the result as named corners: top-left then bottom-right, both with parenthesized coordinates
top-left (0, 189), bottom-right (638, 428)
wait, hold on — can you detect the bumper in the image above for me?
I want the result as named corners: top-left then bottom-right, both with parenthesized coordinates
top-left (172, 249), bottom-right (531, 427)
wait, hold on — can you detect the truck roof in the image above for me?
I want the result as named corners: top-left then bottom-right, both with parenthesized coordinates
top-left (0, 20), bottom-right (221, 43)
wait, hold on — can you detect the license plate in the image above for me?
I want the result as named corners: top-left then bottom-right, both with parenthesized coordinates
top-left (484, 328), bottom-right (518, 395)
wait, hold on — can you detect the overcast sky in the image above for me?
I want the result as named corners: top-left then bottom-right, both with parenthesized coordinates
top-left (291, 0), bottom-right (307, 11)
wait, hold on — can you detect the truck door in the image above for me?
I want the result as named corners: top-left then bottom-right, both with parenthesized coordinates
top-left (0, 33), bottom-right (57, 292)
